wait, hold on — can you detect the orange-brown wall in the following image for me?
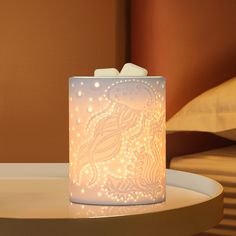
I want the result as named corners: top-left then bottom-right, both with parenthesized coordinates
top-left (0, 0), bottom-right (129, 162)
top-left (131, 0), bottom-right (236, 158)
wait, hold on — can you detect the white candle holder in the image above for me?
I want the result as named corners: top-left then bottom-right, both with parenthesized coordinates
top-left (69, 76), bottom-right (166, 205)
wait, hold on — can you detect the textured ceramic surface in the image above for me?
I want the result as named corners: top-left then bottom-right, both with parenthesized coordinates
top-left (69, 76), bottom-right (166, 205)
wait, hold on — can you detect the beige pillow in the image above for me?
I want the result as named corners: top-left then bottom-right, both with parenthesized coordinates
top-left (166, 77), bottom-right (236, 141)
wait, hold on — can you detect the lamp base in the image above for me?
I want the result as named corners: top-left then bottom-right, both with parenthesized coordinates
top-left (69, 195), bottom-right (166, 206)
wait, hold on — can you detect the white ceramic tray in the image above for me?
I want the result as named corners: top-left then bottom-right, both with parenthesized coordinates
top-left (0, 164), bottom-right (223, 236)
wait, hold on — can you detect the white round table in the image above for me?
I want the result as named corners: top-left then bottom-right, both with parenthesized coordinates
top-left (0, 165), bottom-right (223, 236)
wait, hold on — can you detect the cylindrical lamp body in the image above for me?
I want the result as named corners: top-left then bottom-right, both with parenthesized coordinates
top-left (69, 76), bottom-right (165, 205)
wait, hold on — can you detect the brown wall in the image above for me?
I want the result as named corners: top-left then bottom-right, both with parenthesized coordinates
top-left (131, 0), bottom-right (236, 158)
top-left (0, 0), bottom-right (129, 162)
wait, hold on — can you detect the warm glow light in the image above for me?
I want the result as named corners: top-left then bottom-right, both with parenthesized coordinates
top-left (94, 82), bottom-right (100, 88)
top-left (87, 107), bottom-right (93, 113)
top-left (69, 76), bottom-right (166, 205)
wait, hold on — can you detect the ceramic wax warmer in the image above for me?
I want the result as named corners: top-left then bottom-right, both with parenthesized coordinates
top-left (69, 76), bottom-right (165, 205)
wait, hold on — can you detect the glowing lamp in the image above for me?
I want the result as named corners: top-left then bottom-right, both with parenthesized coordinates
top-left (69, 76), bottom-right (166, 205)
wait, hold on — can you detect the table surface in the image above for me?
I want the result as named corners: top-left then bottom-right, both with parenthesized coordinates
top-left (0, 165), bottom-right (224, 236)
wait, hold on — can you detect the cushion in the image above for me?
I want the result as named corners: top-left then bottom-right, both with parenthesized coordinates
top-left (170, 145), bottom-right (236, 176)
top-left (167, 77), bottom-right (236, 141)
